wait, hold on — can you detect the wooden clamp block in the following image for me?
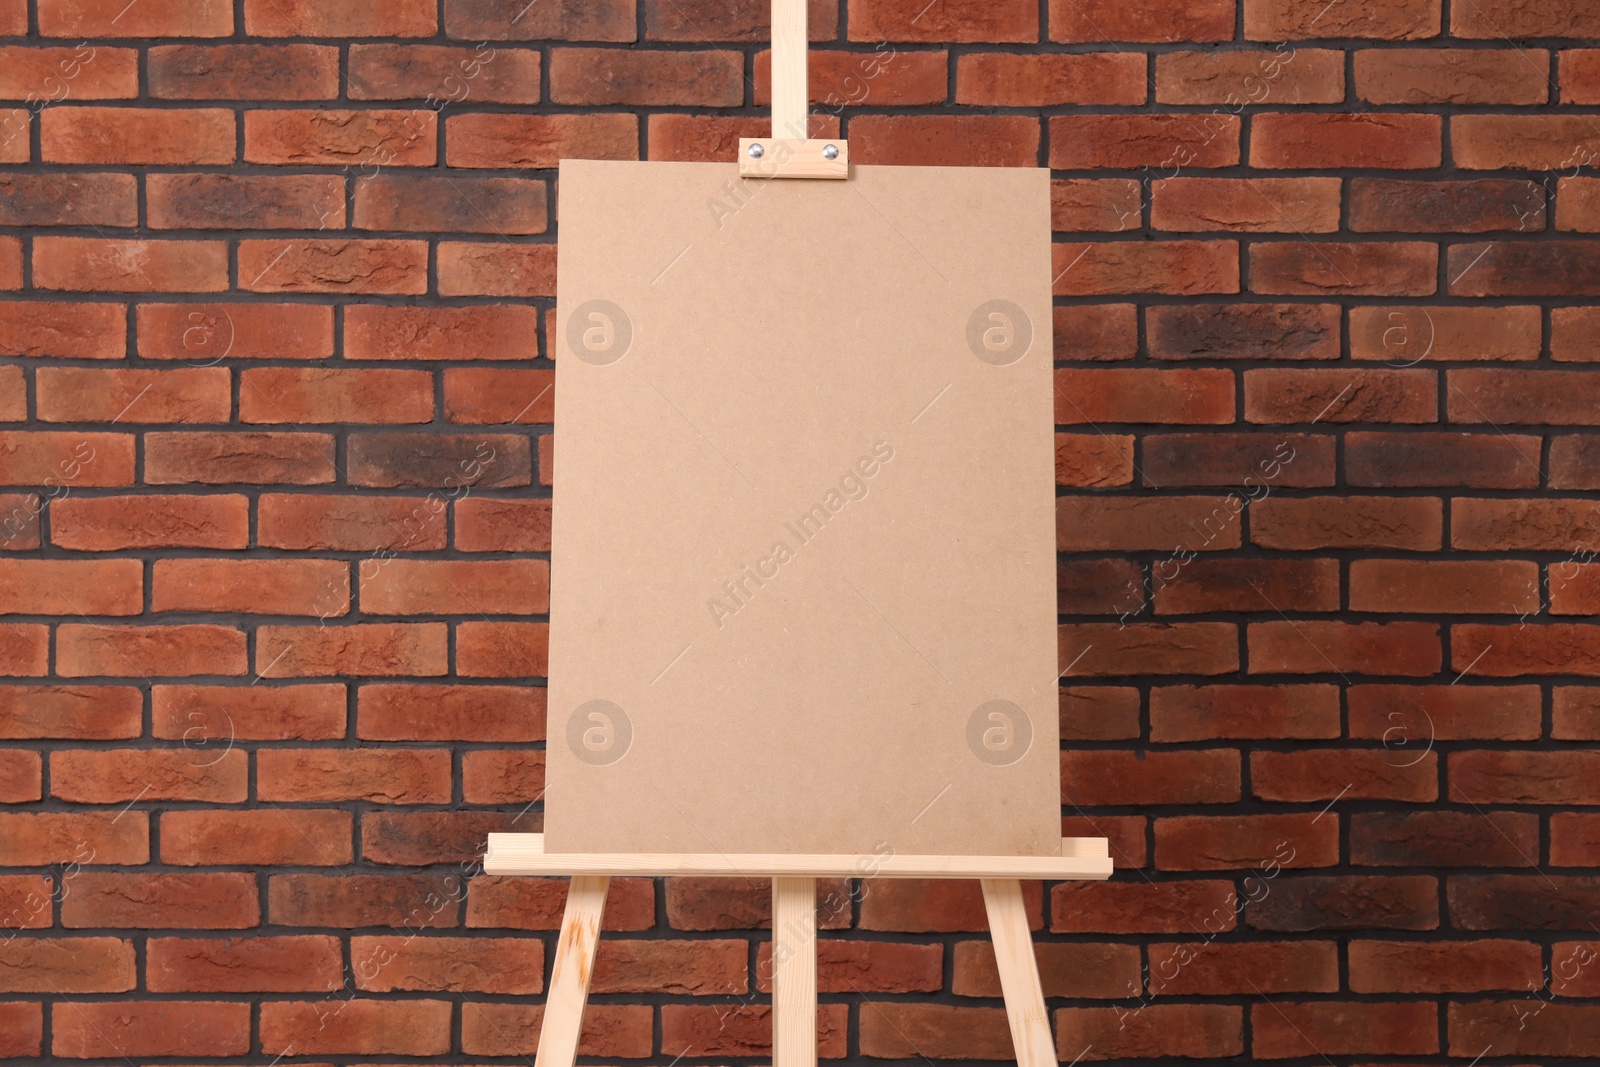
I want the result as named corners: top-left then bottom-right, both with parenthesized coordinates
top-left (738, 137), bottom-right (849, 179)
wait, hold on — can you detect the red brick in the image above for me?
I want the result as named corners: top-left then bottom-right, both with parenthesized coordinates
top-left (161, 809), bottom-right (354, 865)
top-left (57, 623), bottom-right (247, 677)
top-left (0, 749), bottom-right (40, 802)
top-left (1552, 814), bottom-right (1600, 865)
top-left (1356, 558), bottom-right (1539, 613)
top-left (272, 872), bottom-right (465, 928)
top-left (1253, 748), bottom-right (1438, 801)
top-left (1252, 1001), bottom-right (1437, 1058)
top-left (0, 1003), bottom-right (40, 1058)
top-left (859, 1002), bottom-right (1013, 1060)
top-left (1557, 176), bottom-right (1600, 232)
top-left (649, 0), bottom-right (835, 40)
top-left (859, 880), bottom-right (1042, 933)
top-left (355, 173), bottom-right (546, 234)
top-left (145, 432), bottom-right (336, 486)
top-left (1146, 940), bottom-right (1338, 995)
top-left (0, 46), bottom-right (138, 99)
top-left (1065, 749), bottom-right (1240, 806)
top-left (455, 497), bottom-right (552, 552)
top-left (756, 48), bottom-right (948, 108)
top-left (0, 492), bottom-right (38, 549)
top-left (1155, 558), bottom-right (1340, 614)
top-left (256, 623), bottom-right (448, 678)
top-left (1155, 48), bottom-right (1343, 104)
top-left (1141, 433), bottom-right (1332, 487)
top-left (1350, 305), bottom-right (1540, 363)
top-left (1062, 621), bottom-right (1241, 676)
top-left (473, 875), bottom-right (653, 931)
top-left (153, 558), bottom-right (348, 617)
top-left (1450, 368), bottom-right (1600, 425)
top-left (244, 109), bottom-right (435, 166)
top-left (38, 0), bottom-right (231, 34)
top-left (0, 301), bottom-right (125, 359)
top-left (51, 748), bottom-right (246, 803)
top-left (1452, 498), bottom-right (1600, 551)
top-left (1561, 49), bottom-right (1600, 103)
top-left (0, 686), bottom-right (141, 739)
top-left (1, 814), bottom-right (146, 869)
top-left (1249, 621), bottom-right (1442, 675)
top-left (244, 0), bottom-right (436, 36)
top-left (550, 48), bottom-right (742, 106)
top-left (446, 113), bottom-right (638, 168)
top-left (1052, 879), bottom-right (1237, 934)
top-left (852, 115), bottom-right (1039, 167)
top-left (261, 999), bottom-right (451, 1056)
top-left (259, 748), bottom-right (449, 804)
top-left (34, 236), bottom-right (229, 293)
top-left (239, 239), bottom-right (428, 294)
top-left (1551, 562), bottom-right (1600, 614)
top-left (1351, 177), bottom-right (1545, 233)
top-left (350, 43), bottom-right (541, 102)
top-left (1050, 114), bottom-right (1238, 169)
top-left (1349, 683), bottom-right (1542, 741)
top-left (1243, 367), bottom-right (1436, 422)
top-left (1052, 179), bottom-right (1141, 232)
top-left (153, 683), bottom-right (346, 741)
top-left (1057, 1004), bottom-right (1243, 1060)
top-left (457, 620), bottom-right (551, 677)
top-left (1251, 874), bottom-right (1438, 930)
top-left (62, 872), bottom-right (254, 927)
top-left (51, 494), bottom-right (248, 550)
top-left (1454, 0), bottom-right (1600, 37)
top-left (0, 937), bottom-right (134, 992)
top-left (852, 0), bottom-right (1037, 42)
top-left (1057, 304), bottom-right (1138, 360)
top-left (348, 304), bottom-right (539, 362)
top-left (1057, 240), bottom-right (1239, 296)
top-left (1156, 813), bottom-right (1337, 871)
top-left (147, 173), bottom-right (345, 229)
top-left (1056, 433), bottom-right (1133, 487)
top-left (137, 302), bottom-right (334, 361)
top-left (241, 367), bottom-right (433, 424)
top-left (0, 236), bottom-right (20, 287)
top-left (462, 748), bottom-right (544, 803)
top-left (149, 43), bottom-right (339, 99)
top-left (363, 810), bottom-right (521, 865)
top-left (1351, 939), bottom-right (1539, 994)
top-left (1149, 302), bottom-right (1339, 361)
top-left (1061, 558), bottom-right (1143, 616)
top-left (1551, 939), bottom-right (1600, 992)
top-left (348, 432), bottom-right (531, 489)
top-left (1245, 0), bottom-right (1440, 39)
top-left (1059, 496), bottom-right (1242, 552)
top-left (1453, 240), bottom-right (1600, 295)
top-left (1356, 810), bottom-right (1538, 867)
top-left (0, 625), bottom-right (47, 676)
top-left (148, 935), bottom-right (341, 993)
top-left (259, 493), bottom-right (449, 551)
top-left (1552, 434), bottom-right (1600, 485)
top-left (596, 938), bottom-right (746, 994)
top-left (1449, 874), bottom-right (1600, 929)
top-left (41, 106), bottom-right (234, 164)
top-left (1344, 431), bottom-right (1542, 489)
top-left (465, 1002), bottom-right (653, 1058)
top-left (438, 241), bottom-right (557, 297)
top-left (1056, 367), bottom-right (1232, 424)
top-left (53, 1000), bottom-right (249, 1058)
top-left (1054, 0), bottom-right (1232, 41)
top-left (350, 934), bottom-right (543, 993)
top-left (1356, 48), bottom-right (1548, 104)
top-left (957, 53), bottom-right (1143, 106)
top-left (361, 559), bottom-right (548, 615)
top-left (1451, 749), bottom-right (1600, 804)
top-left (0, 559), bottom-right (141, 616)
top-left (1252, 113), bottom-right (1440, 169)
top-left (359, 684), bottom-right (545, 741)
top-left (952, 940), bottom-right (1135, 998)
top-left (1151, 684), bottom-right (1339, 741)
top-left (647, 113), bottom-right (839, 161)
top-left (37, 367), bottom-right (230, 423)
top-left (1454, 115), bottom-right (1600, 170)
top-left (444, 0), bottom-right (637, 42)
top-left (1152, 177), bottom-right (1340, 233)
top-left (1250, 241), bottom-right (1437, 296)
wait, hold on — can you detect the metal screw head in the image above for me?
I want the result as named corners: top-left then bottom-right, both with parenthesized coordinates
top-left (748, 143), bottom-right (765, 159)
top-left (822, 144), bottom-right (839, 160)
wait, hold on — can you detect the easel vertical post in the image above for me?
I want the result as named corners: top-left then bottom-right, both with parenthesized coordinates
top-left (981, 879), bottom-right (1057, 1067)
top-left (770, 0), bottom-right (808, 140)
top-left (537, 875), bottom-right (610, 1067)
top-left (771, 876), bottom-right (818, 1067)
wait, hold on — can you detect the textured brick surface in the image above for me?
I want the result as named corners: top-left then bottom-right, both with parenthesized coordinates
top-left (0, 2), bottom-right (1592, 1062)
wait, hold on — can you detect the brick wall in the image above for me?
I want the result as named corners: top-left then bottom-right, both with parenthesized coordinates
top-left (1, 0), bottom-right (1598, 1061)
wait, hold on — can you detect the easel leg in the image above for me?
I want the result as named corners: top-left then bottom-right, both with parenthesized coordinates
top-left (771, 876), bottom-right (817, 1067)
top-left (537, 875), bottom-right (610, 1067)
top-left (981, 878), bottom-right (1056, 1067)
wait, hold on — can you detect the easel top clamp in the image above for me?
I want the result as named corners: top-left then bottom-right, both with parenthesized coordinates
top-left (736, 0), bottom-right (848, 179)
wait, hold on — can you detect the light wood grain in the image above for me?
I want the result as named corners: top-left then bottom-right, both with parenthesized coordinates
top-left (737, 137), bottom-right (849, 179)
top-left (770, 0), bottom-right (808, 140)
top-left (484, 834), bottom-right (1112, 879)
top-left (982, 878), bottom-right (1057, 1067)
top-left (537, 875), bottom-right (610, 1067)
top-left (772, 877), bottom-right (818, 1067)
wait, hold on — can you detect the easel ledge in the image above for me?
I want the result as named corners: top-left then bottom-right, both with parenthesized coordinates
top-left (484, 834), bottom-right (1111, 1067)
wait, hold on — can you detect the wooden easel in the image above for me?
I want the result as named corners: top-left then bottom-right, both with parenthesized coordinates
top-left (491, 4), bottom-right (1112, 1062)
top-left (483, 835), bottom-right (1113, 1067)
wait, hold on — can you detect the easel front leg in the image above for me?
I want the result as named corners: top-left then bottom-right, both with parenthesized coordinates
top-left (771, 876), bottom-right (817, 1067)
top-left (981, 878), bottom-right (1056, 1067)
top-left (538, 875), bottom-right (610, 1067)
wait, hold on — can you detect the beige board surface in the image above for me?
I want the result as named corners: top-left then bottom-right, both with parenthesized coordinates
top-left (547, 159), bottom-right (1059, 856)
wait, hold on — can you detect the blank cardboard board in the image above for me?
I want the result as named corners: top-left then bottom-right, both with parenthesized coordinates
top-left (546, 159), bottom-right (1059, 856)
